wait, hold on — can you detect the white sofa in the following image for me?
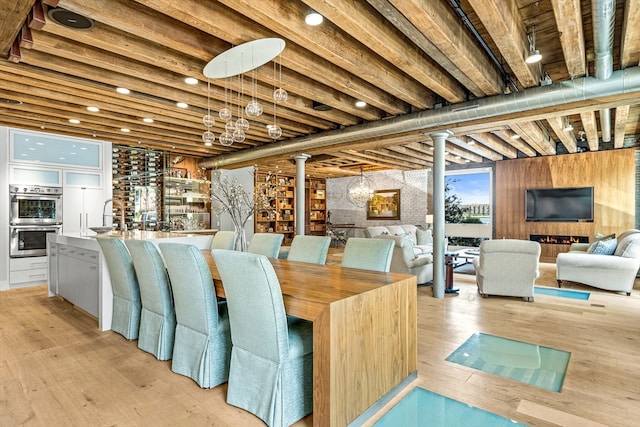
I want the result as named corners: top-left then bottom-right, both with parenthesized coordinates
top-left (374, 235), bottom-right (433, 285)
top-left (365, 224), bottom-right (433, 256)
top-left (556, 229), bottom-right (640, 296)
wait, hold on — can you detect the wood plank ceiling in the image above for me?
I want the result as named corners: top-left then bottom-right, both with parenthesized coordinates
top-left (0, 0), bottom-right (639, 177)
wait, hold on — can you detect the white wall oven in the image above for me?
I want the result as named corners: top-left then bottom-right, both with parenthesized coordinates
top-left (9, 185), bottom-right (62, 257)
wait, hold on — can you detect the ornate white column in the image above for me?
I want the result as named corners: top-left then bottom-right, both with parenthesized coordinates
top-left (294, 154), bottom-right (311, 235)
top-left (429, 130), bottom-right (452, 298)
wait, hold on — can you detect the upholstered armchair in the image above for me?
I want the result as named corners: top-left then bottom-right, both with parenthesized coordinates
top-left (212, 249), bottom-right (313, 427)
top-left (210, 230), bottom-right (236, 250)
top-left (125, 240), bottom-right (176, 360)
top-left (158, 243), bottom-right (232, 388)
top-left (556, 229), bottom-right (640, 295)
top-left (96, 237), bottom-right (141, 340)
top-left (247, 233), bottom-right (284, 258)
top-left (375, 235), bottom-right (433, 285)
top-left (472, 239), bottom-right (541, 301)
top-left (341, 237), bottom-right (394, 272)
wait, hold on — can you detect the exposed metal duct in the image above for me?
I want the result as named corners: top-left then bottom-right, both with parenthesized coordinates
top-left (199, 67), bottom-right (640, 169)
top-left (593, 0), bottom-right (616, 142)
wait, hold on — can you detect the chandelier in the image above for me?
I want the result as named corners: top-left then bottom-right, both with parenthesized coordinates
top-left (348, 167), bottom-right (374, 207)
top-left (202, 38), bottom-right (287, 146)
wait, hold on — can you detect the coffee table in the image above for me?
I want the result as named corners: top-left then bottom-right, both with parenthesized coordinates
top-left (445, 249), bottom-right (480, 293)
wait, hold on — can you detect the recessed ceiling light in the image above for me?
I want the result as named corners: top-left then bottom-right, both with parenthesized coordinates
top-left (143, 118), bottom-right (154, 123)
top-left (355, 100), bottom-right (366, 108)
top-left (467, 140), bottom-right (475, 145)
top-left (116, 87), bottom-right (130, 95)
top-left (176, 102), bottom-right (188, 109)
top-left (86, 106), bottom-right (99, 112)
top-left (184, 77), bottom-right (198, 85)
top-left (305, 11), bottom-right (323, 26)
top-left (511, 133), bottom-right (521, 139)
top-left (69, 119), bottom-right (80, 124)
top-left (121, 128), bottom-right (130, 132)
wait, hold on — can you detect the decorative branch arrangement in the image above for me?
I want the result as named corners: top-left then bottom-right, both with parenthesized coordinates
top-left (210, 169), bottom-right (275, 251)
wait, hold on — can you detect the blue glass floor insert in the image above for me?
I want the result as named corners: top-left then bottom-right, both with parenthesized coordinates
top-left (534, 286), bottom-right (590, 300)
top-left (446, 332), bottom-right (570, 392)
top-left (373, 387), bottom-right (527, 427)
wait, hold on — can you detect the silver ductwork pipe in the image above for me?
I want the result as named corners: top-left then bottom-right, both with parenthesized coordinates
top-left (593, 0), bottom-right (616, 142)
top-left (199, 66), bottom-right (640, 169)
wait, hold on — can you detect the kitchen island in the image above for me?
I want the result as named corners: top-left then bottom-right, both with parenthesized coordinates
top-left (47, 231), bottom-right (213, 331)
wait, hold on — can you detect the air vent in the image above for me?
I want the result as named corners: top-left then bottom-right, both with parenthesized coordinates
top-left (0, 98), bottom-right (23, 105)
top-left (48, 7), bottom-right (94, 30)
top-left (312, 101), bottom-right (333, 111)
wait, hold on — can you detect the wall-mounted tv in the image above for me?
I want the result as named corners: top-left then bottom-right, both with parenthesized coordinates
top-left (525, 187), bottom-right (594, 222)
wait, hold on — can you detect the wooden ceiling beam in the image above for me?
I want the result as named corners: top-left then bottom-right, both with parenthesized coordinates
top-left (468, 132), bottom-right (518, 159)
top-left (340, 150), bottom-right (415, 170)
top-left (508, 121), bottom-right (556, 155)
top-left (621, 0), bottom-right (640, 68)
top-left (446, 136), bottom-right (502, 161)
top-left (580, 111), bottom-right (600, 151)
top-left (387, 0), bottom-right (504, 96)
top-left (305, 0), bottom-right (466, 103)
top-left (466, 0), bottom-right (539, 88)
top-left (546, 116), bottom-right (578, 153)
top-left (550, 0), bottom-right (586, 78)
top-left (614, 105), bottom-right (630, 149)
top-left (490, 128), bottom-right (538, 157)
top-left (212, 0), bottom-right (434, 109)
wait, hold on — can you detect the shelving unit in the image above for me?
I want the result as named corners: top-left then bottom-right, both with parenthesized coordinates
top-left (254, 172), bottom-right (296, 244)
top-left (163, 176), bottom-right (211, 230)
top-left (307, 178), bottom-right (327, 236)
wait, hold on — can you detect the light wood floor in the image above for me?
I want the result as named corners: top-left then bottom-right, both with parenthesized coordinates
top-left (1, 265), bottom-right (638, 427)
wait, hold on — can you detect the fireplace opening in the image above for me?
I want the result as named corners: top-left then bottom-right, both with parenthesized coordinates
top-left (530, 234), bottom-right (589, 245)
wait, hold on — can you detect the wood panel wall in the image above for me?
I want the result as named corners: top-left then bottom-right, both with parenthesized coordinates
top-left (495, 148), bottom-right (637, 262)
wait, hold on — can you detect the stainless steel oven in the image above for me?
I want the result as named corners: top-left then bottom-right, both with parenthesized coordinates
top-left (10, 184), bottom-right (63, 226)
top-left (10, 225), bottom-right (61, 258)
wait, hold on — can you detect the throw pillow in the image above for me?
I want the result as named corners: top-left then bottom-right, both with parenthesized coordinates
top-left (586, 242), bottom-right (599, 253)
top-left (590, 238), bottom-right (618, 255)
top-left (416, 228), bottom-right (433, 245)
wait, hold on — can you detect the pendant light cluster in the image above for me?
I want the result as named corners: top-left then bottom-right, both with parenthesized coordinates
top-left (202, 38), bottom-right (288, 147)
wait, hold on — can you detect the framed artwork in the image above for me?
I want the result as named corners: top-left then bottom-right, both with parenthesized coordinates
top-left (367, 189), bottom-right (400, 220)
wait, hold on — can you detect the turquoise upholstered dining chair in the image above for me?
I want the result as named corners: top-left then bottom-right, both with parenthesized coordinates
top-left (210, 230), bottom-right (236, 250)
top-left (341, 237), bottom-right (394, 272)
top-left (124, 240), bottom-right (176, 360)
top-left (158, 243), bottom-right (231, 388)
top-left (96, 237), bottom-right (141, 340)
top-left (247, 233), bottom-right (284, 258)
top-left (212, 249), bottom-right (313, 427)
top-left (286, 235), bottom-right (331, 265)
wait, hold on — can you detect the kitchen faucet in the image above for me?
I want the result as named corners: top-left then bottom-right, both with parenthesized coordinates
top-left (102, 198), bottom-right (126, 230)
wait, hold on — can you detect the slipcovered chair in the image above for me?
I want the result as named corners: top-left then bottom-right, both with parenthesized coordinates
top-left (212, 249), bottom-right (313, 427)
top-left (158, 243), bottom-right (231, 388)
top-left (96, 237), bottom-right (141, 340)
top-left (124, 240), bottom-right (176, 360)
top-left (556, 229), bottom-right (640, 295)
top-left (286, 235), bottom-right (331, 265)
top-left (210, 230), bottom-right (236, 251)
top-left (472, 239), bottom-right (540, 302)
top-left (374, 235), bottom-right (433, 284)
top-left (247, 233), bottom-right (284, 258)
top-left (341, 237), bottom-right (394, 272)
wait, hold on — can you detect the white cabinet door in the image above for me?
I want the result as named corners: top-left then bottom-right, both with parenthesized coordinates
top-left (63, 187), bottom-right (105, 234)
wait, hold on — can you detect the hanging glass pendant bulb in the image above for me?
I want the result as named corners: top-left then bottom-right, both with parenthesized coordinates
top-left (245, 100), bottom-right (263, 117)
top-left (267, 124), bottom-right (282, 139)
top-left (202, 130), bottom-right (215, 146)
top-left (202, 114), bottom-right (215, 127)
top-left (225, 120), bottom-right (236, 133)
top-left (233, 129), bottom-right (246, 142)
top-left (273, 87), bottom-right (288, 103)
top-left (218, 107), bottom-right (232, 121)
top-left (235, 117), bottom-right (250, 131)
top-left (219, 132), bottom-right (234, 146)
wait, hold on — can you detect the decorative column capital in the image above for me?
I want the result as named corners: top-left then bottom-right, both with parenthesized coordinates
top-left (293, 153), bottom-right (312, 162)
top-left (428, 130), bottom-right (453, 140)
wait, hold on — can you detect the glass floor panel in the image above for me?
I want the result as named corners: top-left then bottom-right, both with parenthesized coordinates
top-left (446, 332), bottom-right (570, 392)
top-left (534, 286), bottom-right (590, 300)
top-left (373, 387), bottom-right (527, 427)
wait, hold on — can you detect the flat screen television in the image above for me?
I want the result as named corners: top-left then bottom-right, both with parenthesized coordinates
top-left (525, 187), bottom-right (594, 222)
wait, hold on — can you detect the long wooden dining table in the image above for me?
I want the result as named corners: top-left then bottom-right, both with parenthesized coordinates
top-left (202, 250), bottom-right (417, 427)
